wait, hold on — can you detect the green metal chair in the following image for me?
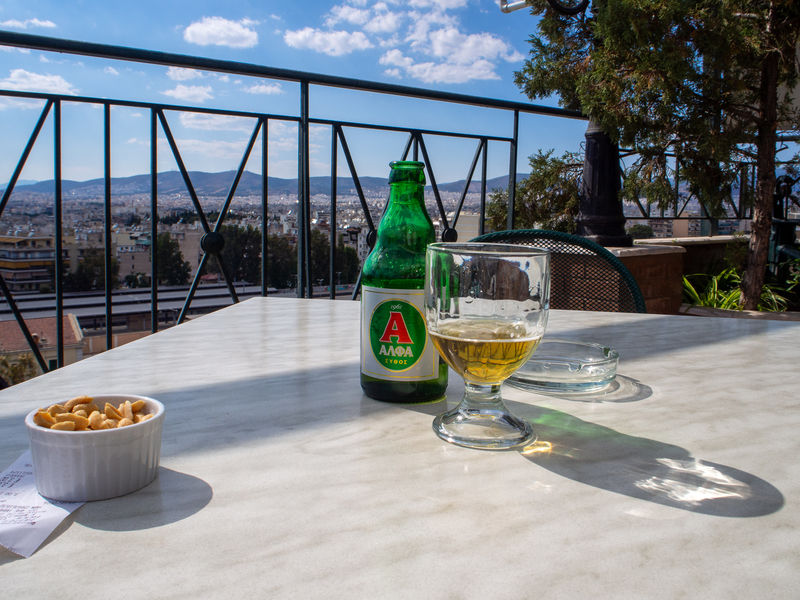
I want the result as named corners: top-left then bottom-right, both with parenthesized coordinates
top-left (471, 229), bottom-right (647, 313)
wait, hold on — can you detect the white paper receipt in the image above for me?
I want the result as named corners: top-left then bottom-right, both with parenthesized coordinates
top-left (0, 451), bottom-right (84, 558)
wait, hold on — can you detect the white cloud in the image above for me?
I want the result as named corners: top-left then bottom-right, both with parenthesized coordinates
top-left (502, 49), bottom-right (525, 62)
top-left (184, 17), bottom-right (258, 48)
top-left (428, 28), bottom-right (511, 64)
top-left (405, 10), bottom-right (458, 49)
top-left (160, 137), bottom-right (250, 160)
top-left (244, 82), bottom-right (283, 95)
top-left (105, 67), bottom-right (119, 75)
top-left (0, 98), bottom-right (46, 110)
top-left (130, 112), bottom-right (143, 117)
top-left (0, 69), bottom-right (77, 94)
top-left (391, 13), bottom-right (525, 84)
top-left (265, 121), bottom-right (301, 156)
top-left (405, 18), bottom-right (428, 47)
top-left (284, 28), bottom-right (372, 56)
top-left (161, 84), bottom-right (213, 102)
top-left (406, 59), bottom-right (500, 83)
top-left (268, 121), bottom-right (298, 137)
top-left (278, 0), bottom-right (521, 85)
top-left (325, 5), bottom-right (370, 27)
top-left (380, 49), bottom-right (413, 68)
top-left (407, 0), bottom-right (466, 7)
top-left (0, 18), bottom-right (56, 29)
top-left (381, 38), bottom-right (509, 83)
top-left (365, 11), bottom-right (402, 34)
top-left (379, 34), bottom-right (400, 48)
top-left (167, 67), bottom-right (204, 81)
top-left (179, 113), bottom-right (255, 132)
top-left (217, 74), bottom-right (230, 82)
top-left (266, 121), bottom-right (332, 160)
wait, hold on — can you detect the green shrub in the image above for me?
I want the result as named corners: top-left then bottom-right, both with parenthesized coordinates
top-left (683, 268), bottom-right (787, 312)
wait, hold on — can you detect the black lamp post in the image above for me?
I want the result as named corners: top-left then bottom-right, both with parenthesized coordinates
top-left (500, 0), bottom-right (633, 247)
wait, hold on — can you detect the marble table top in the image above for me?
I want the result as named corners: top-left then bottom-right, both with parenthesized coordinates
top-left (1, 297), bottom-right (798, 599)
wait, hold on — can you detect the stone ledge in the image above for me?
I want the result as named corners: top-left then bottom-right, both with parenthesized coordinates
top-left (678, 304), bottom-right (800, 321)
top-left (636, 235), bottom-right (748, 247)
top-left (608, 245), bottom-right (686, 257)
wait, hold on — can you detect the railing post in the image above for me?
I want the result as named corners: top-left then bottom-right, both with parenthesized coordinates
top-left (507, 110), bottom-right (519, 231)
top-left (480, 140), bottom-right (488, 236)
top-left (298, 80), bottom-right (311, 298)
top-left (150, 108), bottom-right (158, 333)
top-left (330, 125), bottom-right (338, 300)
top-left (104, 103), bottom-right (113, 352)
top-left (54, 100), bottom-right (63, 368)
top-left (674, 157), bottom-right (680, 218)
top-left (261, 118), bottom-right (268, 297)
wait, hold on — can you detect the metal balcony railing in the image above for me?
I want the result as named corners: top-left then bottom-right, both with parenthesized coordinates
top-left (0, 31), bottom-right (589, 374)
top-left (0, 33), bottom-right (770, 376)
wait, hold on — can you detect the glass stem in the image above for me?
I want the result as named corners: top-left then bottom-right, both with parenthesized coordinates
top-left (461, 382), bottom-right (508, 411)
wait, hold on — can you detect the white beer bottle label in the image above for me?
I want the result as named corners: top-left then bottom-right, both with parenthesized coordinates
top-left (361, 286), bottom-right (437, 381)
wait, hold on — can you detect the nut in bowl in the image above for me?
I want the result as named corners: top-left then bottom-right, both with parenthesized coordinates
top-left (25, 394), bottom-right (165, 502)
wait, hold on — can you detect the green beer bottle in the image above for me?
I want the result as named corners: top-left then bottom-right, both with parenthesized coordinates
top-left (360, 161), bottom-right (448, 402)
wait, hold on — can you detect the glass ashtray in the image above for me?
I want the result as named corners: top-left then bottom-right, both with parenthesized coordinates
top-left (508, 339), bottom-right (619, 394)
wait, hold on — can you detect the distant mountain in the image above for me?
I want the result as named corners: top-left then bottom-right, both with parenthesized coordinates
top-left (434, 173), bottom-right (528, 194)
top-left (1, 170), bottom-right (528, 198)
top-left (1, 179), bottom-right (38, 190)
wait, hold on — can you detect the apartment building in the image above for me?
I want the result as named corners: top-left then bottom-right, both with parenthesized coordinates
top-left (0, 235), bottom-right (56, 293)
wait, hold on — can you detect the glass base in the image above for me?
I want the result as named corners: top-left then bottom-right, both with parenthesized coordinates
top-left (432, 383), bottom-right (535, 450)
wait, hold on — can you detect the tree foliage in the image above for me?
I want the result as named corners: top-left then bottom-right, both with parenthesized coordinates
top-left (155, 233), bottom-right (191, 286)
top-left (125, 273), bottom-right (151, 288)
top-left (515, 0), bottom-right (800, 309)
top-left (64, 248), bottom-right (120, 292)
top-left (626, 224), bottom-right (655, 239)
top-left (486, 149), bottom-right (582, 232)
top-left (0, 353), bottom-right (38, 385)
top-left (308, 230), bottom-right (360, 287)
top-left (266, 234), bottom-right (295, 289)
top-left (205, 225), bottom-right (263, 285)
top-left (336, 236), bottom-right (361, 285)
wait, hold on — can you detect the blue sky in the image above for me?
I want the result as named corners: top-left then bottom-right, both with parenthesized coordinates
top-left (0, 0), bottom-right (589, 184)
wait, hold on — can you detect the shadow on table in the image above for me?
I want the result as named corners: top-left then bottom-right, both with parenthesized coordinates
top-left (75, 467), bottom-right (213, 531)
top-left (0, 467), bottom-right (212, 564)
top-left (510, 403), bottom-right (784, 518)
top-left (548, 313), bottom-right (800, 365)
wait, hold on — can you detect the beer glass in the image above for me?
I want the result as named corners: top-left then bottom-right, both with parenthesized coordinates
top-left (425, 243), bottom-right (550, 449)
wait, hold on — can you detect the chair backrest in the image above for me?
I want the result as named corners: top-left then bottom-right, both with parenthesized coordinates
top-left (470, 229), bottom-right (647, 313)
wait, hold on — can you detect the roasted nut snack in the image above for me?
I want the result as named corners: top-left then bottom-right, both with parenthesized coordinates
top-left (33, 395), bottom-right (153, 431)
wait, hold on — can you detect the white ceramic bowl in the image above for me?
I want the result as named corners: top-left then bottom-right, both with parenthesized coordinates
top-left (25, 394), bottom-right (165, 502)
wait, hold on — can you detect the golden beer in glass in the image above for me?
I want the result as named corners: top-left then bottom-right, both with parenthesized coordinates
top-left (425, 243), bottom-right (550, 449)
